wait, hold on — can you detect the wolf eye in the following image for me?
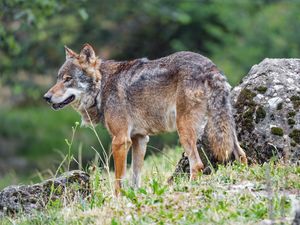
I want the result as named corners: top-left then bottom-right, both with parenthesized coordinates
top-left (64, 77), bottom-right (72, 82)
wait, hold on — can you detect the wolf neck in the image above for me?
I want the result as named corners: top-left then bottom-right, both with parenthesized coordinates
top-left (77, 87), bottom-right (103, 126)
top-left (76, 59), bottom-right (125, 126)
top-left (75, 75), bottom-right (104, 127)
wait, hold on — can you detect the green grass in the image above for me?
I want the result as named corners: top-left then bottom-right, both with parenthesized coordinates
top-left (1, 107), bottom-right (299, 224)
top-left (1, 147), bottom-right (299, 225)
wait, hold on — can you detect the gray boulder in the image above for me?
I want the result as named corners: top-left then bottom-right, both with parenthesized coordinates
top-left (0, 170), bottom-right (90, 216)
top-left (171, 58), bottom-right (300, 179)
top-left (232, 58), bottom-right (300, 163)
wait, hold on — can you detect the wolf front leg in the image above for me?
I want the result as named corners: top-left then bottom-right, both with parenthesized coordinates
top-left (131, 135), bottom-right (149, 189)
top-left (112, 136), bottom-right (132, 196)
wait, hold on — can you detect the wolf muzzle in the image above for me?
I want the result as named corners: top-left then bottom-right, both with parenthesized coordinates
top-left (43, 93), bottom-right (52, 103)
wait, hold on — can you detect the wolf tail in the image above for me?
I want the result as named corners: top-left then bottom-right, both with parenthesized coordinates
top-left (205, 72), bottom-right (238, 163)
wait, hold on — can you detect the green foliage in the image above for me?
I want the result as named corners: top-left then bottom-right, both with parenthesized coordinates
top-left (0, 0), bottom-right (86, 74)
top-left (1, 0), bottom-right (300, 85)
top-left (150, 179), bottom-right (167, 196)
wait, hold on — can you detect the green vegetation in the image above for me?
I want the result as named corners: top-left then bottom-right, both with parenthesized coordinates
top-left (0, 148), bottom-right (299, 224)
top-left (271, 127), bottom-right (284, 136)
top-left (1, 0), bottom-right (300, 86)
top-left (1, 0), bottom-right (300, 176)
top-left (291, 142), bottom-right (297, 147)
top-left (255, 106), bottom-right (266, 123)
top-left (290, 95), bottom-right (300, 110)
top-left (255, 86), bottom-right (268, 94)
top-left (288, 118), bottom-right (296, 126)
top-left (287, 111), bottom-right (296, 118)
top-left (289, 129), bottom-right (300, 144)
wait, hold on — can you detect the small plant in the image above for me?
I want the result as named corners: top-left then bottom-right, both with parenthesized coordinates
top-left (65, 121), bottom-right (80, 171)
top-left (89, 164), bottom-right (107, 209)
top-left (150, 179), bottom-right (167, 196)
top-left (121, 187), bottom-right (139, 206)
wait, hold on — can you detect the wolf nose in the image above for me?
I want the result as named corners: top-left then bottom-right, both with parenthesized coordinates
top-left (43, 93), bottom-right (52, 103)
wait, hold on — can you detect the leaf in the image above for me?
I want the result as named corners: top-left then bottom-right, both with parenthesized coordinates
top-left (78, 8), bottom-right (88, 20)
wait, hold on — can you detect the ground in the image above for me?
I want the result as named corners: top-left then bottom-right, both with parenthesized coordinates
top-left (0, 146), bottom-right (299, 225)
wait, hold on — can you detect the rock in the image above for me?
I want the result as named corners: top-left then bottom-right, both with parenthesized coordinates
top-left (168, 152), bottom-right (190, 182)
top-left (171, 58), bottom-right (300, 179)
top-left (232, 58), bottom-right (300, 164)
top-left (268, 97), bottom-right (283, 109)
top-left (0, 170), bottom-right (90, 216)
top-left (292, 209), bottom-right (300, 225)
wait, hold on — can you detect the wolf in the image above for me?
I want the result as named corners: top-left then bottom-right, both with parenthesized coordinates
top-left (44, 44), bottom-right (247, 195)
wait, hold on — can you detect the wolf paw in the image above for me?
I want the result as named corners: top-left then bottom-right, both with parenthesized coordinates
top-left (240, 155), bottom-right (248, 165)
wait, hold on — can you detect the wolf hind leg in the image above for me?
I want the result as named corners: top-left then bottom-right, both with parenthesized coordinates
top-left (176, 102), bottom-right (207, 180)
top-left (131, 135), bottom-right (149, 189)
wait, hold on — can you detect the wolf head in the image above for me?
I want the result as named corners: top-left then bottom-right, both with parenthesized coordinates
top-left (44, 44), bottom-right (101, 111)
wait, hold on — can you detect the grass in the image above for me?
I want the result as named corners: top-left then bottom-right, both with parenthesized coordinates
top-left (0, 113), bottom-right (299, 224)
top-left (0, 145), bottom-right (299, 225)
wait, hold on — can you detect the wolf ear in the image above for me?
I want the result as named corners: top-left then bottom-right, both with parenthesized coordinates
top-left (64, 46), bottom-right (78, 59)
top-left (78, 43), bottom-right (101, 81)
top-left (79, 43), bottom-right (96, 64)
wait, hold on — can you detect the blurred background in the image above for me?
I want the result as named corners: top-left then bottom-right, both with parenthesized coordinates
top-left (0, 0), bottom-right (299, 187)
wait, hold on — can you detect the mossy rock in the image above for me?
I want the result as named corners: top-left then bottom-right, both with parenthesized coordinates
top-left (235, 88), bottom-right (257, 132)
top-left (232, 58), bottom-right (300, 164)
top-left (0, 170), bottom-right (90, 216)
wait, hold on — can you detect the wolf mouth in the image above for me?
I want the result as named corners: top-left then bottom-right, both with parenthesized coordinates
top-left (52, 95), bottom-right (75, 110)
